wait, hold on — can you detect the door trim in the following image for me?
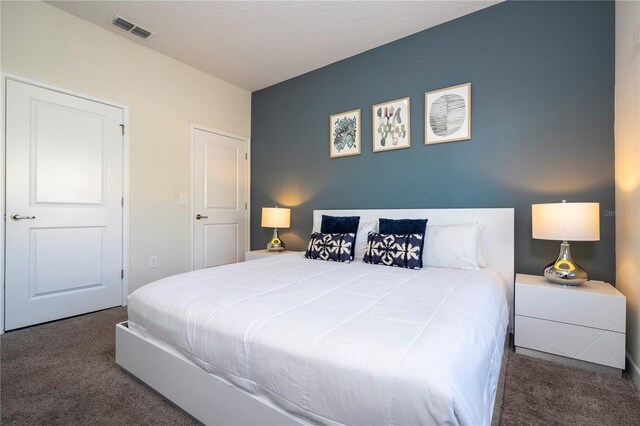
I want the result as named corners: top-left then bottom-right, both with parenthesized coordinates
top-left (1, 70), bottom-right (131, 333)
top-left (188, 122), bottom-right (250, 271)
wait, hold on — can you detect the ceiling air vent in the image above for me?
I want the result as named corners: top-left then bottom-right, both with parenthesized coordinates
top-left (130, 26), bottom-right (152, 39)
top-left (112, 16), bottom-right (134, 31)
top-left (111, 16), bottom-right (153, 40)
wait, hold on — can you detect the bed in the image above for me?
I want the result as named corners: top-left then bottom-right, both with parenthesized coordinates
top-left (116, 208), bottom-right (514, 425)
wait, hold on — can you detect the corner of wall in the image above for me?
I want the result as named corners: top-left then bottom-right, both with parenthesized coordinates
top-left (614, 0), bottom-right (640, 375)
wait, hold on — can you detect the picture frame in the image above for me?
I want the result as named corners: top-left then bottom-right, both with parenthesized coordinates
top-left (329, 109), bottom-right (361, 158)
top-left (425, 82), bottom-right (471, 145)
top-left (372, 97), bottom-right (410, 152)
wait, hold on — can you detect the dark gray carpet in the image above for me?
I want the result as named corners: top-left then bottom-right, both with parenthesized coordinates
top-left (499, 348), bottom-right (640, 426)
top-left (1, 307), bottom-right (197, 425)
top-left (1, 307), bottom-right (639, 425)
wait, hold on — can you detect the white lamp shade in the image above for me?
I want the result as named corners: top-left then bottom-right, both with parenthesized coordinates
top-left (532, 202), bottom-right (600, 241)
top-left (261, 207), bottom-right (290, 228)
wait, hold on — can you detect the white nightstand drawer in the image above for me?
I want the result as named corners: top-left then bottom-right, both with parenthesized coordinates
top-left (515, 275), bottom-right (625, 332)
top-left (515, 315), bottom-right (625, 369)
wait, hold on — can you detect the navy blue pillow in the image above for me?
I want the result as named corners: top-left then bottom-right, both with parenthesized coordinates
top-left (363, 232), bottom-right (423, 270)
top-left (305, 232), bottom-right (355, 263)
top-left (378, 218), bottom-right (427, 235)
top-left (378, 218), bottom-right (428, 267)
top-left (321, 215), bottom-right (360, 260)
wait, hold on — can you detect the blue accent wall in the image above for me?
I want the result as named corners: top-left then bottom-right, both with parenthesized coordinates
top-left (250, 1), bottom-right (615, 283)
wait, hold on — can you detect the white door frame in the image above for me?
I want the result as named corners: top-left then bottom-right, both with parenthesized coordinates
top-left (188, 122), bottom-right (250, 271)
top-left (1, 70), bottom-right (131, 333)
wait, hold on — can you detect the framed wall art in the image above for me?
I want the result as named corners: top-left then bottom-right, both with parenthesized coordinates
top-left (329, 109), bottom-right (361, 158)
top-left (372, 97), bottom-right (410, 152)
top-left (425, 82), bottom-right (471, 145)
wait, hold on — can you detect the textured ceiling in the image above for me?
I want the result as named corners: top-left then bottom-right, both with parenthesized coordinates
top-left (47, 1), bottom-right (501, 91)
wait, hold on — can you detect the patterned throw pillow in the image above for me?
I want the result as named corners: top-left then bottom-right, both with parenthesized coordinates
top-left (305, 232), bottom-right (356, 263)
top-left (363, 232), bottom-right (423, 270)
top-left (378, 218), bottom-right (428, 267)
top-left (321, 215), bottom-right (360, 260)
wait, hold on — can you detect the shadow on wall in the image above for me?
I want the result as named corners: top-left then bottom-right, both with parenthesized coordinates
top-left (275, 231), bottom-right (307, 251)
top-left (488, 157), bottom-right (614, 197)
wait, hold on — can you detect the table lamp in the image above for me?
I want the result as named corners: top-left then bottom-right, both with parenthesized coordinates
top-left (532, 200), bottom-right (600, 285)
top-left (261, 207), bottom-right (291, 252)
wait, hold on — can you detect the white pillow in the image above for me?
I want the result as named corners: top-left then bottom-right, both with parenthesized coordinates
top-left (477, 224), bottom-right (487, 268)
top-left (354, 220), bottom-right (378, 261)
top-left (424, 223), bottom-right (485, 270)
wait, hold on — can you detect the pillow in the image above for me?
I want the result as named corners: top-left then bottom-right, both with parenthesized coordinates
top-left (378, 218), bottom-right (428, 267)
top-left (321, 215), bottom-right (360, 233)
top-left (363, 232), bottom-right (423, 270)
top-left (354, 220), bottom-right (378, 261)
top-left (321, 215), bottom-right (360, 260)
top-left (477, 224), bottom-right (488, 268)
top-left (305, 232), bottom-right (355, 263)
top-left (423, 223), bottom-right (483, 270)
top-left (378, 218), bottom-right (428, 235)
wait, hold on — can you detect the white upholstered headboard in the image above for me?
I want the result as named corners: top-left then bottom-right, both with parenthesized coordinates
top-left (313, 208), bottom-right (515, 326)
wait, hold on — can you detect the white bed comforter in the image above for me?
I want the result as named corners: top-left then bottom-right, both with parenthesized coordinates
top-left (128, 253), bottom-right (509, 425)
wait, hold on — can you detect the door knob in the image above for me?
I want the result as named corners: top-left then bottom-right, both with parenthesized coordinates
top-left (10, 213), bottom-right (36, 221)
top-left (195, 214), bottom-right (208, 220)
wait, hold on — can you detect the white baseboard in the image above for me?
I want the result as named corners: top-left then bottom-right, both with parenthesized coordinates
top-left (627, 352), bottom-right (640, 391)
top-left (516, 347), bottom-right (622, 377)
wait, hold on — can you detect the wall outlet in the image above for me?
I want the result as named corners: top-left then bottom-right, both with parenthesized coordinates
top-left (149, 256), bottom-right (158, 268)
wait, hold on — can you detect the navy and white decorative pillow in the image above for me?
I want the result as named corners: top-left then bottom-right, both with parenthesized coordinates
top-left (379, 218), bottom-right (427, 267)
top-left (321, 215), bottom-right (360, 260)
top-left (363, 232), bottom-right (423, 269)
top-left (305, 232), bottom-right (356, 263)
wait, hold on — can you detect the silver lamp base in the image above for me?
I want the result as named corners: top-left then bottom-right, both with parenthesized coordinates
top-left (543, 242), bottom-right (587, 285)
top-left (266, 228), bottom-right (285, 252)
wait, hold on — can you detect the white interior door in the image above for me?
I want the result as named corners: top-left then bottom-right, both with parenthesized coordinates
top-left (5, 79), bottom-right (124, 330)
top-left (192, 127), bottom-right (248, 269)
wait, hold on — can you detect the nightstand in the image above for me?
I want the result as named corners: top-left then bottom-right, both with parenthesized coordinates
top-left (515, 273), bottom-right (626, 376)
top-left (245, 249), bottom-right (298, 261)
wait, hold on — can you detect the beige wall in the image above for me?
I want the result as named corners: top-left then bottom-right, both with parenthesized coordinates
top-left (615, 0), bottom-right (640, 384)
top-left (1, 1), bottom-right (251, 292)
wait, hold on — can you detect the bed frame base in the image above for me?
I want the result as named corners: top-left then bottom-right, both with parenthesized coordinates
top-left (115, 322), bottom-right (300, 425)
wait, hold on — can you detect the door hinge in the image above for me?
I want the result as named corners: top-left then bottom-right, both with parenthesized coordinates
top-left (119, 124), bottom-right (125, 135)
top-left (121, 269), bottom-right (124, 279)
top-left (245, 202), bottom-right (247, 210)
top-left (245, 153), bottom-right (248, 160)
top-left (121, 197), bottom-right (124, 207)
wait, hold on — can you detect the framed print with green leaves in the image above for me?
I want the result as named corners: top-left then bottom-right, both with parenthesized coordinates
top-left (330, 109), bottom-right (361, 158)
